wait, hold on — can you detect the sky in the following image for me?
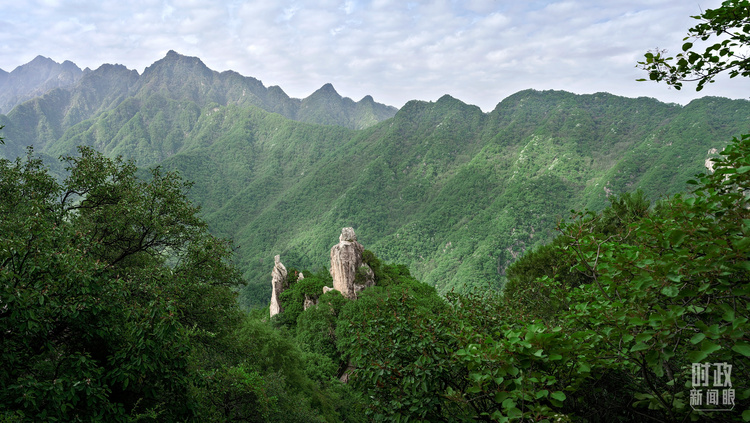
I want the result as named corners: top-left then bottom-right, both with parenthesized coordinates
top-left (1, 0), bottom-right (747, 111)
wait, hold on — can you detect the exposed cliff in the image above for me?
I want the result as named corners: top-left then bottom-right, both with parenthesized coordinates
top-left (329, 227), bottom-right (375, 300)
top-left (271, 227), bottom-right (376, 318)
top-left (269, 255), bottom-right (287, 318)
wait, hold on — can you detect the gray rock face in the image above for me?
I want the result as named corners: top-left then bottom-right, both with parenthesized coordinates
top-left (355, 263), bottom-right (376, 296)
top-left (303, 294), bottom-right (318, 311)
top-left (329, 227), bottom-right (375, 299)
top-left (269, 255), bottom-right (288, 318)
top-left (340, 227), bottom-right (357, 242)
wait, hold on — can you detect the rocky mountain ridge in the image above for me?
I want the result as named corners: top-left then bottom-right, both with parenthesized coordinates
top-left (0, 55), bottom-right (86, 114)
top-left (0, 51), bottom-right (397, 159)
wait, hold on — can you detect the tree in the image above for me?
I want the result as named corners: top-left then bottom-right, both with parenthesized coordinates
top-left (638, 0), bottom-right (750, 90)
top-left (0, 146), bottom-right (249, 421)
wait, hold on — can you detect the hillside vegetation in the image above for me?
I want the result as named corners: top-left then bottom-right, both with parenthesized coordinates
top-left (1, 53), bottom-right (749, 309)
top-left (2, 1), bottom-right (750, 420)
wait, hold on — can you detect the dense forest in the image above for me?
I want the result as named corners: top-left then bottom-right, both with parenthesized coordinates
top-left (1, 0), bottom-right (749, 421)
top-left (2, 128), bottom-right (748, 422)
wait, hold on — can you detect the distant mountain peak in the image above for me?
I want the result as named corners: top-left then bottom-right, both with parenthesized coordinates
top-left (316, 83), bottom-right (340, 96)
top-left (140, 50), bottom-right (213, 85)
top-left (437, 94), bottom-right (461, 104)
top-left (0, 55), bottom-right (84, 114)
top-left (150, 50), bottom-right (209, 70)
top-left (28, 55), bottom-right (56, 66)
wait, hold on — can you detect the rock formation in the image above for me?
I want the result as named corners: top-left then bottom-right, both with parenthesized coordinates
top-left (269, 255), bottom-right (288, 318)
top-left (303, 294), bottom-right (317, 311)
top-left (329, 227), bottom-right (375, 299)
top-left (706, 147), bottom-right (720, 173)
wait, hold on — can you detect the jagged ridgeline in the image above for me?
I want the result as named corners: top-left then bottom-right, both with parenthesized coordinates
top-left (1, 51), bottom-right (750, 309)
top-left (0, 50), bottom-right (397, 161)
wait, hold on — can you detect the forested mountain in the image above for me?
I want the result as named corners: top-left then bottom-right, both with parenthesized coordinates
top-left (0, 55), bottom-right (86, 114)
top-left (0, 51), bottom-right (396, 160)
top-left (198, 91), bottom-right (748, 307)
top-left (1, 53), bottom-right (749, 309)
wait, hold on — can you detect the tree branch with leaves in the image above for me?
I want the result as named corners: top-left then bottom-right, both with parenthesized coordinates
top-left (637, 0), bottom-right (750, 91)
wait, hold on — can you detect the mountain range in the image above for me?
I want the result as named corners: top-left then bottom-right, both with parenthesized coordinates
top-left (2, 51), bottom-right (749, 309)
top-left (0, 51), bottom-right (397, 161)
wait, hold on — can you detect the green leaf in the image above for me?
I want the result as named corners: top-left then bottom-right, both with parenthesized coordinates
top-left (661, 285), bottom-right (679, 297)
top-left (551, 391), bottom-right (566, 401)
top-left (732, 342), bottom-right (750, 357)
top-left (495, 391), bottom-right (509, 404)
top-left (668, 229), bottom-right (687, 247)
top-left (631, 342), bottom-right (650, 352)
top-left (507, 407), bottom-right (522, 419)
top-left (688, 350), bottom-right (709, 363)
top-left (701, 341), bottom-right (721, 354)
top-left (723, 308), bottom-right (735, 322)
top-left (502, 398), bottom-right (516, 410)
top-left (733, 236), bottom-right (750, 251)
top-left (690, 333), bottom-right (706, 344)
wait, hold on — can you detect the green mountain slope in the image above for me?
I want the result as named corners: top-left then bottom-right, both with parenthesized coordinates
top-left (2, 52), bottom-right (749, 309)
top-left (129, 90), bottom-right (750, 307)
top-left (0, 55), bottom-right (85, 114)
top-left (0, 51), bottom-right (396, 161)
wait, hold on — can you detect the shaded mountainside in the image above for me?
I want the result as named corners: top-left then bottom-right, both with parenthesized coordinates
top-left (0, 51), bottom-right (396, 161)
top-left (0, 55), bottom-right (86, 115)
top-left (1, 53), bottom-right (749, 308)
top-left (143, 90), bottom-right (750, 308)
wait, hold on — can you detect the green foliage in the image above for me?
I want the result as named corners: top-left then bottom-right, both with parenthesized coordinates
top-left (296, 290), bottom-right (349, 363)
top-left (325, 133), bottom-right (750, 422)
top-left (0, 146), bottom-right (352, 422)
top-left (193, 363), bottom-right (274, 423)
top-left (504, 189), bottom-right (651, 319)
top-left (336, 286), bottom-right (455, 421)
top-left (0, 146), bottom-right (248, 420)
top-left (277, 268), bottom-right (334, 329)
top-left (335, 281), bottom-right (583, 422)
top-left (237, 315), bottom-right (367, 422)
top-left (638, 0), bottom-right (750, 91)
top-left (502, 134), bottom-right (750, 421)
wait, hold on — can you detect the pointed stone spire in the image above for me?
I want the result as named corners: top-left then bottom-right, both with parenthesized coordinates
top-left (329, 227), bottom-right (375, 299)
top-left (269, 255), bottom-right (288, 317)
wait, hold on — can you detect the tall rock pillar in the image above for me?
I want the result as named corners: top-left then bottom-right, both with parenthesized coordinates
top-left (269, 255), bottom-right (288, 318)
top-left (330, 227), bottom-right (374, 299)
